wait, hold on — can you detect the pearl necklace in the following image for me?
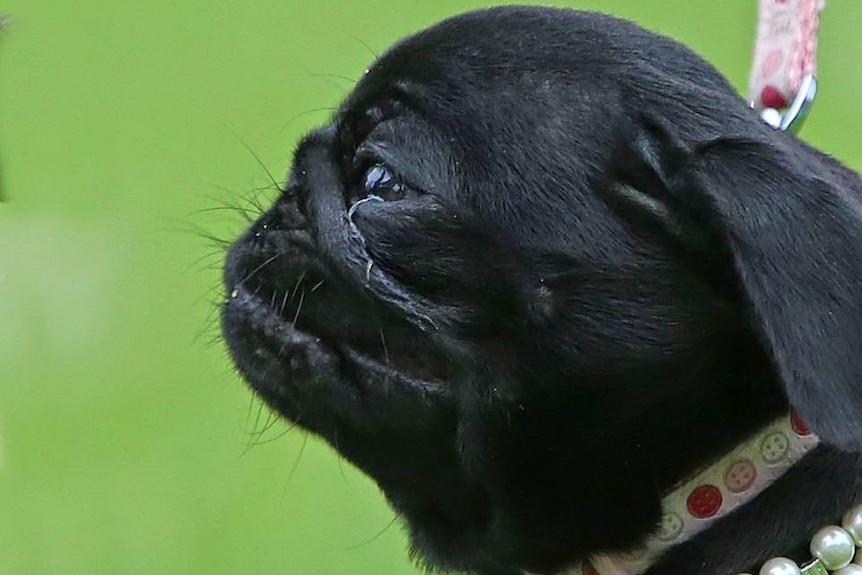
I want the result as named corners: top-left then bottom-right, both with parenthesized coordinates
top-left (745, 505), bottom-right (862, 575)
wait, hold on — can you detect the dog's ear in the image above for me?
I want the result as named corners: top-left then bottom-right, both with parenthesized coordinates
top-left (635, 119), bottom-right (862, 450)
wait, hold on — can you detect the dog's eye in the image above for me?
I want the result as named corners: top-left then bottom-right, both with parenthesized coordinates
top-left (362, 164), bottom-right (406, 201)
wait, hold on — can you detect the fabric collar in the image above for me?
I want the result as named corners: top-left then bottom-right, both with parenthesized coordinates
top-left (560, 412), bottom-right (820, 575)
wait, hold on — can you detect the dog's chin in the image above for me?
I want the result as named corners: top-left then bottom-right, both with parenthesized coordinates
top-left (221, 285), bottom-right (343, 425)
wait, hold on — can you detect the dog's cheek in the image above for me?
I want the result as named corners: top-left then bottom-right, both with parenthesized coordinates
top-left (352, 200), bottom-right (524, 314)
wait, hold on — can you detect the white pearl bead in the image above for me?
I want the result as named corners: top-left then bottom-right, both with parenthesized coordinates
top-left (843, 504), bottom-right (862, 546)
top-left (761, 108), bottom-right (783, 129)
top-left (811, 525), bottom-right (856, 570)
top-left (759, 557), bottom-right (801, 575)
top-left (835, 565), bottom-right (862, 575)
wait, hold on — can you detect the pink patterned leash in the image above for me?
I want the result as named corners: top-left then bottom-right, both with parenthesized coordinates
top-left (749, 0), bottom-right (826, 131)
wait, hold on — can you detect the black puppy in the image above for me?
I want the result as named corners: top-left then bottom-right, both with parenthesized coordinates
top-left (222, 7), bottom-right (862, 575)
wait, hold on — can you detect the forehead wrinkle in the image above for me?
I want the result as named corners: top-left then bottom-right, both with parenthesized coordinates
top-left (335, 21), bottom-right (643, 262)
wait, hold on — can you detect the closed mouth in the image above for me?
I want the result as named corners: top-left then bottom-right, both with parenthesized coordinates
top-left (222, 260), bottom-right (454, 408)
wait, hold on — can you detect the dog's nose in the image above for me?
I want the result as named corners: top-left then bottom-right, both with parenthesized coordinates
top-left (250, 187), bottom-right (308, 241)
top-left (276, 187), bottom-right (309, 230)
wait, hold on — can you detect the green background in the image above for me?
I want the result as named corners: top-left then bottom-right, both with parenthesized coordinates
top-left (0, 1), bottom-right (859, 574)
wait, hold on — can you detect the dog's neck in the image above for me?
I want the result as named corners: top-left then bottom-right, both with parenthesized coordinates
top-left (560, 412), bottom-right (821, 575)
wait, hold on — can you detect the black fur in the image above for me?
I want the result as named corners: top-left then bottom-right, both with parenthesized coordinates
top-left (221, 7), bottom-right (862, 575)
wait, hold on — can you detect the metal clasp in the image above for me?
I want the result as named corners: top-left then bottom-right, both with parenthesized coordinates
top-left (759, 74), bottom-right (818, 133)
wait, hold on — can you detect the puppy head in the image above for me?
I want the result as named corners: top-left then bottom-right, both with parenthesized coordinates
top-left (222, 7), bottom-right (862, 573)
